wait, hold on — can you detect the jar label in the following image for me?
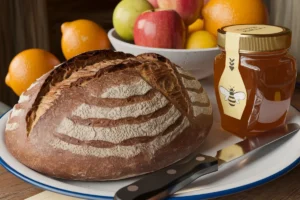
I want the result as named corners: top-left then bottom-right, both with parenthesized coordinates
top-left (218, 32), bottom-right (247, 120)
top-left (223, 24), bottom-right (284, 35)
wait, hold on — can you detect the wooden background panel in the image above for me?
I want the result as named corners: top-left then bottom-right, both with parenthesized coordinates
top-left (1, 0), bottom-right (300, 105)
top-left (0, 0), bottom-right (120, 106)
top-left (46, 0), bottom-right (120, 61)
top-left (268, 0), bottom-right (300, 71)
top-left (0, 0), bottom-right (49, 106)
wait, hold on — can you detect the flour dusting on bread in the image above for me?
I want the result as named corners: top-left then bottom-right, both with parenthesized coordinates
top-left (18, 94), bottom-right (30, 103)
top-left (57, 105), bottom-right (180, 144)
top-left (6, 123), bottom-right (19, 131)
top-left (193, 105), bottom-right (213, 116)
top-left (5, 50), bottom-right (213, 181)
top-left (175, 66), bottom-right (194, 77)
top-left (181, 78), bottom-right (202, 90)
top-left (100, 78), bottom-right (152, 98)
top-left (11, 108), bottom-right (24, 118)
top-left (72, 92), bottom-right (169, 120)
top-left (187, 91), bottom-right (209, 104)
top-left (51, 116), bottom-right (190, 158)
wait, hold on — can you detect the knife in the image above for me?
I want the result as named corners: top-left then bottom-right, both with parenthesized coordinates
top-left (114, 123), bottom-right (300, 200)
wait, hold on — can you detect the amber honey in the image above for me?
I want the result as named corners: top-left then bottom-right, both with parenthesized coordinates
top-left (214, 24), bottom-right (296, 138)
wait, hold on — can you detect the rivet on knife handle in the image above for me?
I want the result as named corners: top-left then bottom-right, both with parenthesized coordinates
top-left (114, 154), bottom-right (218, 200)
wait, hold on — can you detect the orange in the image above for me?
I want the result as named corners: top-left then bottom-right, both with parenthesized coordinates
top-left (188, 18), bottom-right (204, 34)
top-left (5, 49), bottom-right (60, 96)
top-left (202, 0), bottom-right (267, 36)
top-left (186, 31), bottom-right (217, 49)
top-left (61, 19), bottom-right (110, 60)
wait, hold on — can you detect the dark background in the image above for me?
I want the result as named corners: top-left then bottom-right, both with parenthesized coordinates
top-left (0, 0), bottom-right (299, 106)
top-left (0, 0), bottom-right (120, 106)
top-left (47, 0), bottom-right (120, 61)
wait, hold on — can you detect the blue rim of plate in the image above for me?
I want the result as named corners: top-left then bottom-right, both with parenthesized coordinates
top-left (0, 109), bottom-right (300, 200)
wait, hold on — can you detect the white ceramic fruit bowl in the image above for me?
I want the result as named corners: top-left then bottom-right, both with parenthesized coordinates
top-left (108, 28), bottom-right (220, 80)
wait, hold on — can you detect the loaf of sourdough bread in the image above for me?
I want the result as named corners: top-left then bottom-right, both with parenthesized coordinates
top-left (5, 50), bottom-right (213, 180)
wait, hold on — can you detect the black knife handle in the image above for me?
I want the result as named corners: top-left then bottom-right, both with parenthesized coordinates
top-left (114, 154), bottom-right (218, 200)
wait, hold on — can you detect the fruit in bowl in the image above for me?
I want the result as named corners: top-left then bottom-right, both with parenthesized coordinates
top-left (113, 0), bottom-right (153, 41)
top-left (111, 0), bottom-right (268, 49)
top-left (147, 0), bottom-right (159, 8)
top-left (134, 9), bottom-right (186, 49)
top-left (108, 28), bottom-right (219, 80)
top-left (108, 0), bottom-right (268, 79)
top-left (186, 30), bottom-right (216, 49)
top-left (157, 0), bottom-right (204, 25)
top-left (188, 18), bottom-right (205, 34)
top-left (202, 0), bottom-right (268, 36)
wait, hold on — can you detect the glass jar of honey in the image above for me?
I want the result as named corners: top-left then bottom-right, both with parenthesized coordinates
top-left (214, 24), bottom-right (297, 138)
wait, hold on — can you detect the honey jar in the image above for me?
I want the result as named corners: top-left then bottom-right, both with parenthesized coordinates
top-left (214, 24), bottom-right (297, 138)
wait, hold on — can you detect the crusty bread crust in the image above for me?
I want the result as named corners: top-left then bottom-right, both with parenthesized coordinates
top-left (5, 50), bottom-right (213, 181)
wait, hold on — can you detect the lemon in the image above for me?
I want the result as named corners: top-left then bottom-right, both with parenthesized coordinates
top-left (188, 18), bottom-right (204, 34)
top-left (186, 30), bottom-right (217, 49)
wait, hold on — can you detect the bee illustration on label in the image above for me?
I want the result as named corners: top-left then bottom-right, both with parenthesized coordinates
top-left (219, 86), bottom-right (246, 106)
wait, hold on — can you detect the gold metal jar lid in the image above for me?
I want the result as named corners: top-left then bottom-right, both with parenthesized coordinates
top-left (217, 24), bottom-right (291, 53)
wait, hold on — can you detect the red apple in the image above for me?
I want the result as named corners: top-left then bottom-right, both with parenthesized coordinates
top-left (147, 0), bottom-right (158, 8)
top-left (134, 9), bottom-right (186, 49)
top-left (157, 0), bottom-right (203, 25)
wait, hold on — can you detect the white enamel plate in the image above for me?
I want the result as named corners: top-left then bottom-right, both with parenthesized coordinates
top-left (0, 80), bottom-right (299, 200)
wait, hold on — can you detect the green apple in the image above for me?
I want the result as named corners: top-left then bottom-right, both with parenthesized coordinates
top-left (113, 0), bottom-right (153, 41)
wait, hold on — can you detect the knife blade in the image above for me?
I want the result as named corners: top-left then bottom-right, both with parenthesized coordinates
top-left (114, 123), bottom-right (300, 200)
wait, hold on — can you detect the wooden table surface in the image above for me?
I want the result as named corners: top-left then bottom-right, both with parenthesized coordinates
top-left (1, 88), bottom-right (300, 200)
top-left (0, 164), bottom-right (299, 200)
